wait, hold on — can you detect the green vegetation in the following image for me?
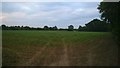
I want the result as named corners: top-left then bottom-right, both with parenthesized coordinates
top-left (2, 30), bottom-right (118, 66)
top-left (2, 1), bottom-right (120, 66)
top-left (98, 2), bottom-right (120, 64)
top-left (1, 19), bottom-right (109, 32)
top-left (98, 1), bottom-right (120, 44)
top-left (85, 19), bottom-right (109, 32)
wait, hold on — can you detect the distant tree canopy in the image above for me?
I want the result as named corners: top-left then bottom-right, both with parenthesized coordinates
top-left (85, 19), bottom-right (109, 32)
top-left (78, 26), bottom-right (86, 31)
top-left (1, 25), bottom-right (58, 31)
top-left (43, 26), bottom-right (58, 30)
top-left (98, 1), bottom-right (120, 43)
top-left (53, 26), bottom-right (58, 30)
top-left (1, 19), bottom-right (109, 32)
top-left (43, 26), bottom-right (49, 30)
top-left (1, 24), bottom-right (6, 29)
top-left (68, 25), bottom-right (74, 31)
top-left (49, 26), bottom-right (58, 30)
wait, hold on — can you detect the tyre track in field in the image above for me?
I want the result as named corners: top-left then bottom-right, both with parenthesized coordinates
top-left (87, 39), bottom-right (103, 66)
top-left (50, 38), bottom-right (69, 66)
top-left (24, 43), bottom-right (49, 66)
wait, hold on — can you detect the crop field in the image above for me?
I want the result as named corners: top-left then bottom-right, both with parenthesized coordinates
top-left (2, 30), bottom-right (118, 66)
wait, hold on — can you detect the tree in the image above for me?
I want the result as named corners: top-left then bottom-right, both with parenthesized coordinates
top-left (2, 24), bottom-right (7, 30)
top-left (98, 1), bottom-right (120, 43)
top-left (53, 26), bottom-right (58, 30)
top-left (43, 26), bottom-right (49, 30)
top-left (68, 25), bottom-right (74, 31)
top-left (24, 26), bottom-right (30, 30)
top-left (78, 25), bottom-right (82, 31)
top-left (85, 19), bottom-right (109, 32)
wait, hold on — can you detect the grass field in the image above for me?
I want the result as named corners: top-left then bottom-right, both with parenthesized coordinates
top-left (2, 30), bottom-right (118, 66)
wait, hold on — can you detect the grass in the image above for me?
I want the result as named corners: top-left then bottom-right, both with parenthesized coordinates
top-left (2, 30), bottom-right (118, 66)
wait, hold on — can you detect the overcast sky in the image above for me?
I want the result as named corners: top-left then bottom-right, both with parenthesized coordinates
top-left (1, 2), bottom-right (100, 28)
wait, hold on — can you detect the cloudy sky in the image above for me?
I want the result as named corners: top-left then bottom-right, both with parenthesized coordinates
top-left (1, 2), bottom-right (100, 28)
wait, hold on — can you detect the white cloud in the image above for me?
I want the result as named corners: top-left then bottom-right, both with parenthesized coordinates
top-left (2, 2), bottom-right (100, 28)
top-left (2, 12), bottom-right (28, 20)
top-left (0, 13), bottom-right (6, 20)
top-left (1, 0), bottom-right (103, 2)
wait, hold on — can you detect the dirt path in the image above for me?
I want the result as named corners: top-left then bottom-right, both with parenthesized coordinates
top-left (59, 38), bottom-right (69, 66)
top-left (49, 38), bottom-right (69, 66)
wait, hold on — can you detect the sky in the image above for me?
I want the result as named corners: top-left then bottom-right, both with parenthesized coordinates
top-left (1, 2), bottom-right (100, 28)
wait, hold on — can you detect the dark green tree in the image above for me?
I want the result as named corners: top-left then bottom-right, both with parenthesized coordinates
top-left (98, 1), bottom-right (120, 43)
top-left (24, 26), bottom-right (30, 30)
top-left (2, 24), bottom-right (7, 30)
top-left (68, 25), bottom-right (74, 31)
top-left (78, 25), bottom-right (82, 31)
top-left (43, 26), bottom-right (49, 30)
top-left (85, 19), bottom-right (109, 32)
top-left (53, 26), bottom-right (58, 30)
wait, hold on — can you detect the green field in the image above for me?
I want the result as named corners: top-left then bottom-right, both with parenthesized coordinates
top-left (2, 30), bottom-right (118, 66)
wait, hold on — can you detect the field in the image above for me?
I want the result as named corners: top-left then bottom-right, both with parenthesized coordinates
top-left (2, 30), bottom-right (118, 66)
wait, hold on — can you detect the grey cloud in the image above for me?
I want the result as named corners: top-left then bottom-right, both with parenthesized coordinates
top-left (1, 2), bottom-right (100, 28)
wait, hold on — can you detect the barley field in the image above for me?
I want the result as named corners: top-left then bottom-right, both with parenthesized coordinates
top-left (2, 30), bottom-right (118, 66)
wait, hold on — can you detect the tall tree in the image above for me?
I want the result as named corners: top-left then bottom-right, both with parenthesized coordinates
top-left (78, 25), bottom-right (82, 31)
top-left (98, 1), bottom-right (120, 43)
top-left (85, 19), bottom-right (109, 32)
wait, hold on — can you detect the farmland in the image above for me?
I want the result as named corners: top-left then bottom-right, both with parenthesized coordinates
top-left (2, 30), bottom-right (118, 66)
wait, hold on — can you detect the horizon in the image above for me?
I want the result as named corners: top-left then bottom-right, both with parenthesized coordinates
top-left (1, 18), bottom-right (102, 29)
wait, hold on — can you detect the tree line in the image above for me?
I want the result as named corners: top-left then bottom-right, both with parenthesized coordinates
top-left (1, 19), bottom-right (109, 32)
